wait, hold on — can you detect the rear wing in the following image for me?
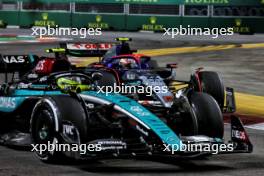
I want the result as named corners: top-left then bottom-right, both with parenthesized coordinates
top-left (59, 43), bottom-right (113, 57)
top-left (0, 54), bottom-right (38, 73)
top-left (0, 54), bottom-right (39, 82)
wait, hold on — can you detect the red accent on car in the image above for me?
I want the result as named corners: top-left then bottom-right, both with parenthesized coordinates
top-left (195, 68), bottom-right (204, 92)
top-left (34, 58), bottom-right (55, 75)
top-left (163, 96), bottom-right (174, 102)
top-left (91, 63), bottom-right (105, 68)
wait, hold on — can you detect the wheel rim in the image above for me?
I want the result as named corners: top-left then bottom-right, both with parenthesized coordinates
top-left (39, 125), bottom-right (49, 140)
top-left (32, 108), bottom-right (55, 159)
top-left (35, 110), bottom-right (53, 144)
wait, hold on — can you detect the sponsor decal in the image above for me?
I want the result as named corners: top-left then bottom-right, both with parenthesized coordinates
top-left (2, 55), bottom-right (26, 64)
top-left (86, 103), bottom-right (95, 109)
top-left (233, 19), bottom-right (251, 33)
top-left (130, 106), bottom-right (151, 116)
top-left (232, 129), bottom-right (246, 140)
top-left (184, 0), bottom-right (229, 4)
top-left (67, 43), bottom-right (112, 50)
top-left (34, 60), bottom-right (47, 71)
top-left (98, 140), bottom-right (127, 150)
top-left (142, 16), bottom-right (164, 31)
top-left (63, 124), bottom-right (75, 136)
top-left (34, 13), bottom-right (56, 27)
top-left (0, 98), bottom-right (16, 108)
top-left (88, 15), bottom-right (109, 30)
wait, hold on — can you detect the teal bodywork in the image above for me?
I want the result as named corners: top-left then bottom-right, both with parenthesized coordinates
top-left (1, 89), bottom-right (181, 150)
top-left (0, 89), bottom-right (63, 112)
top-left (0, 97), bottom-right (26, 113)
top-left (82, 91), bottom-right (182, 150)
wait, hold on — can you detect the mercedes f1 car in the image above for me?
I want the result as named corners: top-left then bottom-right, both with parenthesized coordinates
top-left (0, 45), bottom-right (252, 164)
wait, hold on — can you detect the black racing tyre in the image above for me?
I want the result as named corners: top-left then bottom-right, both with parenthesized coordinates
top-left (30, 96), bottom-right (87, 163)
top-left (149, 60), bottom-right (159, 69)
top-left (96, 71), bottom-right (118, 88)
top-left (189, 92), bottom-right (224, 138)
top-left (199, 71), bottom-right (225, 109)
top-left (30, 98), bottom-right (61, 163)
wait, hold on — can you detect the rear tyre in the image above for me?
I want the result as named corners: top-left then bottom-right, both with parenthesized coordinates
top-left (96, 71), bottom-right (118, 88)
top-left (189, 92), bottom-right (224, 138)
top-left (199, 71), bottom-right (225, 109)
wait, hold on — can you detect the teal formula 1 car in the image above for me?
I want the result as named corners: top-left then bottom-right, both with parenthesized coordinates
top-left (0, 53), bottom-right (252, 163)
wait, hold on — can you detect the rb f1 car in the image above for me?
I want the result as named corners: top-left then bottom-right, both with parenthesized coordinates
top-left (86, 38), bottom-right (231, 112)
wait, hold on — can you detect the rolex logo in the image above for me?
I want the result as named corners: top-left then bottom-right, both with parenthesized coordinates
top-left (235, 19), bottom-right (242, 26)
top-left (150, 17), bottom-right (157, 25)
top-left (42, 13), bottom-right (48, 20)
top-left (96, 15), bottom-right (102, 23)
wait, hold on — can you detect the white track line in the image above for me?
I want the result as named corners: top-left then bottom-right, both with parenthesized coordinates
top-left (245, 123), bottom-right (264, 130)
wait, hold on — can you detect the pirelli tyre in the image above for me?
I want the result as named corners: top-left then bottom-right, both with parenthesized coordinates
top-left (189, 92), bottom-right (224, 139)
top-left (199, 71), bottom-right (225, 110)
top-left (30, 95), bottom-right (87, 163)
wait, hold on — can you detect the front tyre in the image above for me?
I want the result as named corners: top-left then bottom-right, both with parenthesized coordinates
top-left (30, 98), bottom-right (62, 163)
top-left (189, 92), bottom-right (224, 138)
top-left (31, 96), bottom-right (87, 163)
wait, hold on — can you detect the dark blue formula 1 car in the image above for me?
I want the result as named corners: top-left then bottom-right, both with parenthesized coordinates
top-left (0, 49), bottom-right (252, 164)
top-left (86, 38), bottom-right (230, 112)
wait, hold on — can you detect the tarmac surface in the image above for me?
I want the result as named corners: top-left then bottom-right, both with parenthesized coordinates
top-left (0, 30), bottom-right (263, 176)
top-left (0, 126), bottom-right (263, 176)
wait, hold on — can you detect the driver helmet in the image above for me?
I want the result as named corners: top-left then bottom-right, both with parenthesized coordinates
top-left (119, 58), bottom-right (136, 69)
